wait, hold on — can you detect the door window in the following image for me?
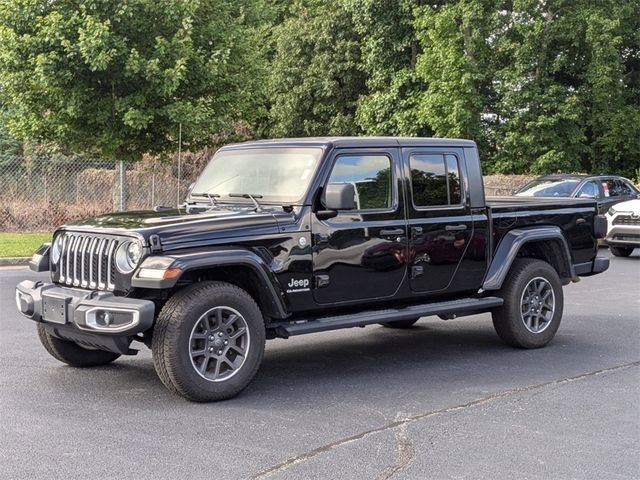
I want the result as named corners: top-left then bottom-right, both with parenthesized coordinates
top-left (602, 179), bottom-right (622, 197)
top-left (327, 154), bottom-right (393, 210)
top-left (576, 181), bottom-right (599, 199)
top-left (410, 154), bottom-right (462, 206)
top-left (613, 179), bottom-right (633, 196)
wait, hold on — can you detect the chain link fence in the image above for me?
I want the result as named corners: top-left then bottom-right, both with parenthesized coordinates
top-left (0, 155), bottom-right (202, 232)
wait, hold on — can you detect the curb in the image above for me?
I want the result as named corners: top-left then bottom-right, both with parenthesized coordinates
top-left (0, 257), bottom-right (30, 267)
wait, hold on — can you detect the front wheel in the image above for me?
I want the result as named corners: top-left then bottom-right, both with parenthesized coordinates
top-left (152, 281), bottom-right (265, 402)
top-left (492, 258), bottom-right (564, 349)
top-left (610, 246), bottom-right (634, 257)
top-left (37, 323), bottom-right (120, 367)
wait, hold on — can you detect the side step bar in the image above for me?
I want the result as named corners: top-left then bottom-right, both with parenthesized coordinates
top-left (274, 296), bottom-right (504, 338)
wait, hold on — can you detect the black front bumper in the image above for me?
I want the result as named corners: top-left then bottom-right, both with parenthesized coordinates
top-left (15, 280), bottom-right (155, 355)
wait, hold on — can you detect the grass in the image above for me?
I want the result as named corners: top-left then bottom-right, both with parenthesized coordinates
top-left (0, 232), bottom-right (52, 258)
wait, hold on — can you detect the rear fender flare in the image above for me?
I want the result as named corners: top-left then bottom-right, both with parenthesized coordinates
top-left (483, 226), bottom-right (575, 291)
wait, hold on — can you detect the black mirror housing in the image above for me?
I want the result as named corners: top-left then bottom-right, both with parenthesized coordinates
top-left (322, 183), bottom-right (356, 211)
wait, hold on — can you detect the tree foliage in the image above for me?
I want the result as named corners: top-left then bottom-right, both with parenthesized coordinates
top-left (0, 0), bottom-right (266, 160)
top-left (0, 0), bottom-right (638, 177)
top-left (268, 0), bottom-right (365, 136)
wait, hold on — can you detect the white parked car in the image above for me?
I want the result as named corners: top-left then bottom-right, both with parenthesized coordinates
top-left (605, 199), bottom-right (640, 257)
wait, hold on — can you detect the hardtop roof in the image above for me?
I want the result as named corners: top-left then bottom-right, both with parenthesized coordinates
top-left (221, 136), bottom-right (477, 150)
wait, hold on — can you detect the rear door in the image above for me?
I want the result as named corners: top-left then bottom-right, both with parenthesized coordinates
top-left (402, 147), bottom-right (477, 294)
top-left (311, 148), bottom-right (408, 305)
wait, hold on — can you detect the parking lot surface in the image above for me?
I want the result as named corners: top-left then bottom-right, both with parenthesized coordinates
top-left (1, 252), bottom-right (639, 479)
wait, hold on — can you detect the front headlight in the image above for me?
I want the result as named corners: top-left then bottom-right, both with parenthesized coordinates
top-left (115, 240), bottom-right (143, 274)
top-left (51, 235), bottom-right (63, 264)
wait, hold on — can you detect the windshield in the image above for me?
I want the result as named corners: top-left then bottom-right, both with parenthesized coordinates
top-left (191, 147), bottom-right (323, 204)
top-left (515, 179), bottom-right (581, 197)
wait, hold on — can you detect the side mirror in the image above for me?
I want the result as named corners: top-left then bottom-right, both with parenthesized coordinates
top-left (317, 183), bottom-right (356, 220)
top-left (322, 183), bottom-right (356, 210)
top-left (578, 192), bottom-right (595, 199)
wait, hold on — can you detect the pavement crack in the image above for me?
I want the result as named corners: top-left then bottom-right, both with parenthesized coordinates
top-left (375, 419), bottom-right (416, 480)
top-left (252, 361), bottom-right (640, 479)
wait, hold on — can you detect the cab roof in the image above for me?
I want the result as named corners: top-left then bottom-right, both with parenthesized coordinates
top-left (221, 136), bottom-right (477, 149)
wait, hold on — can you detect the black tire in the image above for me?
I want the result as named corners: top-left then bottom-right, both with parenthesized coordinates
top-left (37, 323), bottom-right (120, 367)
top-left (610, 246), bottom-right (634, 257)
top-left (492, 258), bottom-right (564, 349)
top-left (380, 318), bottom-right (419, 329)
top-left (152, 281), bottom-right (266, 402)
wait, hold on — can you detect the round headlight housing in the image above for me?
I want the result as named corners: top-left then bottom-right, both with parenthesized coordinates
top-left (51, 235), bottom-right (64, 264)
top-left (115, 240), bottom-right (143, 274)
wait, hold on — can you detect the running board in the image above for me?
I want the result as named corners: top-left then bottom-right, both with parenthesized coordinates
top-left (274, 297), bottom-right (504, 338)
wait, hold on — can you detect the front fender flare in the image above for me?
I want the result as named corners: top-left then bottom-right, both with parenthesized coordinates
top-left (131, 248), bottom-right (288, 318)
top-left (483, 226), bottom-right (575, 291)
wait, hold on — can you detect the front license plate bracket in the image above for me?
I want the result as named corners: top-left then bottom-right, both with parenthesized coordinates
top-left (42, 294), bottom-right (70, 325)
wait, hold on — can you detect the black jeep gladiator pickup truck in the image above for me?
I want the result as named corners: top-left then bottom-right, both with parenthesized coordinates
top-left (16, 137), bottom-right (609, 401)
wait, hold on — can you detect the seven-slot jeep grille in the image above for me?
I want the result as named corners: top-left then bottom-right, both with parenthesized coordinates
top-left (57, 233), bottom-right (120, 291)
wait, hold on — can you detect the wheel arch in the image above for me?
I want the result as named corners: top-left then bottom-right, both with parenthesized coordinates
top-left (483, 226), bottom-right (575, 291)
top-left (132, 248), bottom-right (289, 319)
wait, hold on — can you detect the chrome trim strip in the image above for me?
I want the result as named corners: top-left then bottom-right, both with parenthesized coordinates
top-left (107, 239), bottom-right (117, 290)
top-left (97, 238), bottom-right (107, 290)
top-left (88, 237), bottom-right (98, 289)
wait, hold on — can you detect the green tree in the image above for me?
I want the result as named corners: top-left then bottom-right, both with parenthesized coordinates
top-left (0, 0), bottom-right (265, 160)
top-left (268, 0), bottom-right (365, 136)
top-left (582, 0), bottom-right (640, 177)
top-left (0, 106), bottom-right (22, 156)
top-left (347, 0), bottom-right (430, 136)
top-left (414, 0), bottom-right (499, 158)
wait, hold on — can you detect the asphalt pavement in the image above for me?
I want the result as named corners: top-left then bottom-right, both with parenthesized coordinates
top-left (1, 252), bottom-right (639, 480)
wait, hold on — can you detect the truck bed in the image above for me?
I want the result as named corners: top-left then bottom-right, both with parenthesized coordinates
top-left (486, 196), bottom-right (599, 265)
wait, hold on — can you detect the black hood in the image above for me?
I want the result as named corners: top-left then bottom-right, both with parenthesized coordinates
top-left (64, 207), bottom-right (297, 251)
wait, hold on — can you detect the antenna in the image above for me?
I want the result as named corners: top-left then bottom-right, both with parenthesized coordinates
top-left (176, 122), bottom-right (182, 207)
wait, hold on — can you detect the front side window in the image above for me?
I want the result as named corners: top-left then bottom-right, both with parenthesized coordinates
top-left (577, 181), bottom-right (600, 199)
top-left (191, 147), bottom-right (323, 204)
top-left (410, 153), bottom-right (462, 206)
top-left (327, 154), bottom-right (393, 210)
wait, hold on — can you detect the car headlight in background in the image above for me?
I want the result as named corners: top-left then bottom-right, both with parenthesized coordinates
top-left (51, 235), bottom-right (63, 264)
top-left (115, 240), bottom-right (143, 274)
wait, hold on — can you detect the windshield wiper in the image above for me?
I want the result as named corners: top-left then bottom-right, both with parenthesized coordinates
top-left (190, 192), bottom-right (220, 208)
top-left (229, 193), bottom-right (263, 212)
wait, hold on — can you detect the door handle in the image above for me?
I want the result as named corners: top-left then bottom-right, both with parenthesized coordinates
top-left (380, 228), bottom-right (405, 236)
top-left (445, 224), bottom-right (467, 232)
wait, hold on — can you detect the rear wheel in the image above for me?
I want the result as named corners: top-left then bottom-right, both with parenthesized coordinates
top-left (610, 246), bottom-right (634, 257)
top-left (492, 258), bottom-right (563, 349)
top-left (380, 318), bottom-right (420, 329)
top-left (152, 281), bottom-right (265, 402)
top-left (37, 323), bottom-right (120, 367)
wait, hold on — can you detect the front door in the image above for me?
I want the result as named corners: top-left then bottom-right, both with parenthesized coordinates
top-left (311, 148), bottom-right (408, 305)
top-left (402, 148), bottom-right (477, 293)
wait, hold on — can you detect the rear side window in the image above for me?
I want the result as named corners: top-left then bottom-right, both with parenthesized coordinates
top-left (602, 179), bottom-right (626, 197)
top-left (410, 154), bottom-right (462, 206)
top-left (328, 154), bottom-right (393, 210)
top-left (613, 179), bottom-right (633, 196)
